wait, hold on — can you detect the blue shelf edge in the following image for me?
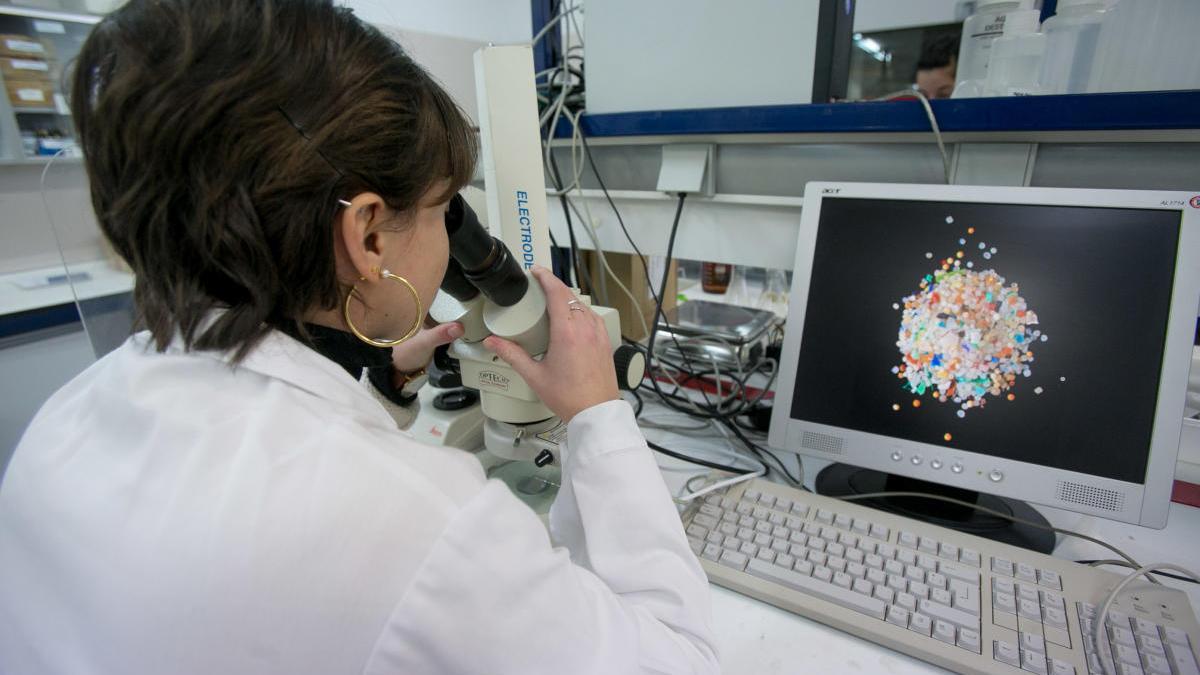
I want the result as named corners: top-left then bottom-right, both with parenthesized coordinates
top-left (555, 90), bottom-right (1200, 138)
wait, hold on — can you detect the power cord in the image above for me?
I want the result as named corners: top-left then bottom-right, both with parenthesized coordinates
top-left (1078, 560), bottom-right (1200, 586)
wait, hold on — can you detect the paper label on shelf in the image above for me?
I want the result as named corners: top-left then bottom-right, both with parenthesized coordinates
top-left (33, 21), bottom-right (67, 34)
top-left (4, 39), bottom-right (45, 55)
top-left (11, 59), bottom-right (49, 71)
top-left (16, 88), bottom-right (46, 102)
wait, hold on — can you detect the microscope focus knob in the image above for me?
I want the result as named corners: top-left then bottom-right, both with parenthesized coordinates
top-left (613, 345), bottom-right (647, 391)
top-left (533, 449), bottom-right (555, 467)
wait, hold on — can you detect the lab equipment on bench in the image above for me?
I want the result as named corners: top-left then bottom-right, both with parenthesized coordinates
top-left (427, 45), bottom-right (644, 478)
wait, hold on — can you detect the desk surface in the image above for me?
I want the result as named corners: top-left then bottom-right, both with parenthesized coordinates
top-left (640, 404), bottom-right (1200, 674)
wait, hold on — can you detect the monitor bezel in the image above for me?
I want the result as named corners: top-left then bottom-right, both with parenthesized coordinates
top-left (769, 182), bottom-right (1200, 528)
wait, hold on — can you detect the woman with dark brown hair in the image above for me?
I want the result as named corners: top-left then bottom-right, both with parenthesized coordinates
top-left (0, 0), bottom-right (719, 672)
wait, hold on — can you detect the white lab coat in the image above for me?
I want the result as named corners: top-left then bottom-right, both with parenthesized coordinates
top-left (0, 328), bottom-right (719, 674)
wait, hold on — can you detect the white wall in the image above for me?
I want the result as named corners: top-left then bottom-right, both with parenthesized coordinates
top-left (854, 0), bottom-right (973, 32)
top-left (340, 0), bottom-right (532, 43)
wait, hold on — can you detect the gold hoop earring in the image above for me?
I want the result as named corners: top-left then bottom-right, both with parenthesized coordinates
top-left (343, 269), bottom-right (423, 348)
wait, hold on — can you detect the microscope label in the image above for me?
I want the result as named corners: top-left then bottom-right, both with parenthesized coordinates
top-left (515, 190), bottom-right (536, 268)
top-left (479, 371), bottom-right (511, 391)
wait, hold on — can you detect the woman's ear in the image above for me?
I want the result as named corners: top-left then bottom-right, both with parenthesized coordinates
top-left (336, 193), bottom-right (389, 280)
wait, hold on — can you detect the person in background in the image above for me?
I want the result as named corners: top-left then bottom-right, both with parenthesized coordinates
top-left (914, 33), bottom-right (961, 99)
top-left (0, 0), bottom-right (719, 673)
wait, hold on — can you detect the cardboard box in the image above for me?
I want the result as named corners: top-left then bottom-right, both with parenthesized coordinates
top-left (5, 79), bottom-right (53, 108)
top-left (0, 34), bottom-right (53, 60)
top-left (582, 250), bottom-right (678, 342)
top-left (1, 56), bottom-right (53, 82)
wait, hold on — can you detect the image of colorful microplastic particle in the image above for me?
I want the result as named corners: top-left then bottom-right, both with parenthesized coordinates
top-left (893, 261), bottom-right (1045, 417)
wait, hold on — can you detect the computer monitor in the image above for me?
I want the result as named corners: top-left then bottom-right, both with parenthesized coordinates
top-left (769, 182), bottom-right (1200, 546)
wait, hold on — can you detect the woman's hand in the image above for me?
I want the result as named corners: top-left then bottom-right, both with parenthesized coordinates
top-left (390, 321), bottom-right (463, 387)
top-left (483, 266), bottom-right (619, 422)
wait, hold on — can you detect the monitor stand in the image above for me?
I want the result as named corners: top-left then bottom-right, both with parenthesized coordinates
top-left (815, 463), bottom-right (1056, 554)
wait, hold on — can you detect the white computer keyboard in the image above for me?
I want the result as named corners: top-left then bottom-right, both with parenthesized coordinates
top-left (682, 477), bottom-right (1200, 675)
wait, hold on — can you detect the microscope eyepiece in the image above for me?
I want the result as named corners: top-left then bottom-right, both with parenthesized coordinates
top-left (444, 193), bottom-right (528, 307)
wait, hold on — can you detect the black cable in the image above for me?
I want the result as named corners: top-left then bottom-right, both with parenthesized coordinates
top-left (543, 138), bottom-right (591, 295)
top-left (648, 440), bottom-right (750, 475)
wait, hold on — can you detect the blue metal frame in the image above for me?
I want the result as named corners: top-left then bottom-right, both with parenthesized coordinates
top-left (553, 91), bottom-right (1200, 138)
top-left (530, 0), bottom-right (561, 79)
top-left (0, 303), bottom-right (80, 340)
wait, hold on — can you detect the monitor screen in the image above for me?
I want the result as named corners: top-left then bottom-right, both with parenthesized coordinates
top-left (788, 197), bottom-right (1181, 485)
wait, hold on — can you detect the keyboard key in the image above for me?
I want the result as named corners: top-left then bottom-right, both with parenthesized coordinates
top-left (897, 592), bottom-right (917, 612)
top-left (994, 640), bottom-right (1021, 667)
top-left (933, 619), bottom-right (956, 645)
top-left (867, 568), bottom-right (887, 585)
top-left (736, 502), bottom-right (755, 515)
top-left (927, 572), bottom-right (948, 591)
top-left (776, 553), bottom-right (795, 570)
top-left (706, 531), bottom-right (725, 546)
top-left (1132, 618), bottom-right (1160, 638)
top-left (1038, 569), bottom-right (1062, 590)
top-left (744, 489), bottom-right (761, 501)
top-left (992, 558), bottom-right (1015, 576)
top-left (686, 524), bottom-right (708, 539)
top-left (887, 605), bottom-right (910, 628)
top-left (904, 565), bottom-right (926, 584)
top-left (775, 498), bottom-right (792, 512)
top-left (1049, 658), bottom-right (1075, 675)
top-left (930, 588), bottom-right (952, 606)
top-left (739, 515), bottom-right (755, 528)
top-left (1161, 626), bottom-right (1191, 649)
top-left (807, 550), bottom-right (827, 566)
top-left (772, 525), bottom-right (790, 539)
top-left (755, 521), bottom-right (772, 534)
top-left (688, 537), bottom-right (704, 555)
top-left (1165, 641), bottom-right (1200, 675)
top-left (920, 598), bottom-right (979, 631)
top-left (720, 497), bottom-right (737, 509)
top-left (759, 494), bottom-right (776, 508)
top-left (908, 581), bottom-right (930, 600)
top-left (874, 586), bottom-right (895, 605)
top-left (833, 571), bottom-right (853, 589)
top-left (719, 522), bottom-right (738, 536)
top-left (793, 560), bottom-right (814, 577)
top-left (743, 558), bottom-right (889, 620)
top-left (816, 509), bottom-right (834, 524)
top-left (1022, 632), bottom-right (1046, 655)
top-left (1043, 605), bottom-right (1068, 629)
top-left (757, 548), bottom-right (776, 563)
top-left (718, 550), bottom-right (749, 571)
top-left (826, 542), bottom-right (845, 558)
top-left (852, 518), bottom-right (871, 535)
top-left (790, 531), bottom-right (808, 545)
top-left (852, 578), bottom-right (873, 596)
top-left (740, 542), bottom-right (759, 557)
top-left (1022, 650), bottom-right (1048, 674)
top-left (909, 612), bottom-right (933, 637)
top-left (699, 503), bottom-right (723, 518)
top-left (1018, 598), bottom-right (1042, 621)
top-left (1110, 625), bottom-right (1137, 648)
top-left (702, 543), bottom-right (721, 561)
top-left (828, 557), bottom-right (847, 574)
top-left (809, 538), bottom-right (828, 553)
top-left (754, 533), bottom-right (770, 546)
top-left (917, 554), bottom-right (939, 572)
top-left (897, 549), bottom-right (917, 566)
top-left (752, 507), bottom-right (769, 520)
top-left (994, 591), bottom-right (1017, 615)
top-left (821, 527), bottom-right (841, 542)
top-left (899, 531), bottom-right (919, 548)
top-left (785, 516), bottom-right (803, 529)
top-left (813, 566), bottom-right (833, 583)
top-left (790, 503), bottom-right (810, 517)
top-left (789, 543), bottom-right (807, 558)
top-left (877, 543), bottom-right (897, 559)
top-left (865, 553), bottom-right (884, 570)
top-left (940, 542), bottom-right (960, 560)
top-left (1143, 653), bottom-right (1172, 675)
top-left (940, 560), bottom-right (981, 585)
top-left (994, 577), bottom-right (1016, 596)
top-left (834, 514), bottom-right (852, 529)
top-left (958, 627), bottom-right (981, 654)
top-left (1018, 584), bottom-right (1039, 603)
top-left (870, 524), bottom-right (889, 540)
top-left (1114, 644), bottom-right (1141, 667)
top-left (887, 575), bottom-right (908, 592)
top-left (771, 539), bottom-right (790, 553)
top-left (884, 560), bottom-right (904, 576)
top-left (960, 549), bottom-right (981, 567)
top-left (1016, 562), bottom-right (1039, 583)
top-left (721, 511), bottom-right (737, 523)
top-left (846, 562), bottom-right (866, 579)
top-left (918, 537), bottom-right (940, 555)
top-left (1041, 591), bottom-right (1066, 614)
top-left (768, 513), bottom-right (786, 526)
top-left (845, 548), bottom-right (865, 565)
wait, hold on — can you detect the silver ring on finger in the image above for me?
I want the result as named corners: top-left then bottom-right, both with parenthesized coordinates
top-left (567, 299), bottom-right (586, 315)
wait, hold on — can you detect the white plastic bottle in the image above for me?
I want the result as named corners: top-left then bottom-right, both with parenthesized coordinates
top-left (952, 0), bottom-right (1036, 98)
top-left (983, 9), bottom-right (1046, 96)
top-left (1087, 0), bottom-right (1200, 93)
top-left (1038, 0), bottom-right (1109, 95)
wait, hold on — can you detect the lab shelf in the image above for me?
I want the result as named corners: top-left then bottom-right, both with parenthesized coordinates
top-left (555, 90), bottom-right (1200, 138)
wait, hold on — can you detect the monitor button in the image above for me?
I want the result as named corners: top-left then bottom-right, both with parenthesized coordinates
top-left (930, 459), bottom-right (943, 470)
top-left (988, 470), bottom-right (1004, 483)
top-left (891, 451), bottom-right (903, 462)
top-left (911, 455), bottom-right (923, 466)
top-left (951, 463), bottom-right (964, 474)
